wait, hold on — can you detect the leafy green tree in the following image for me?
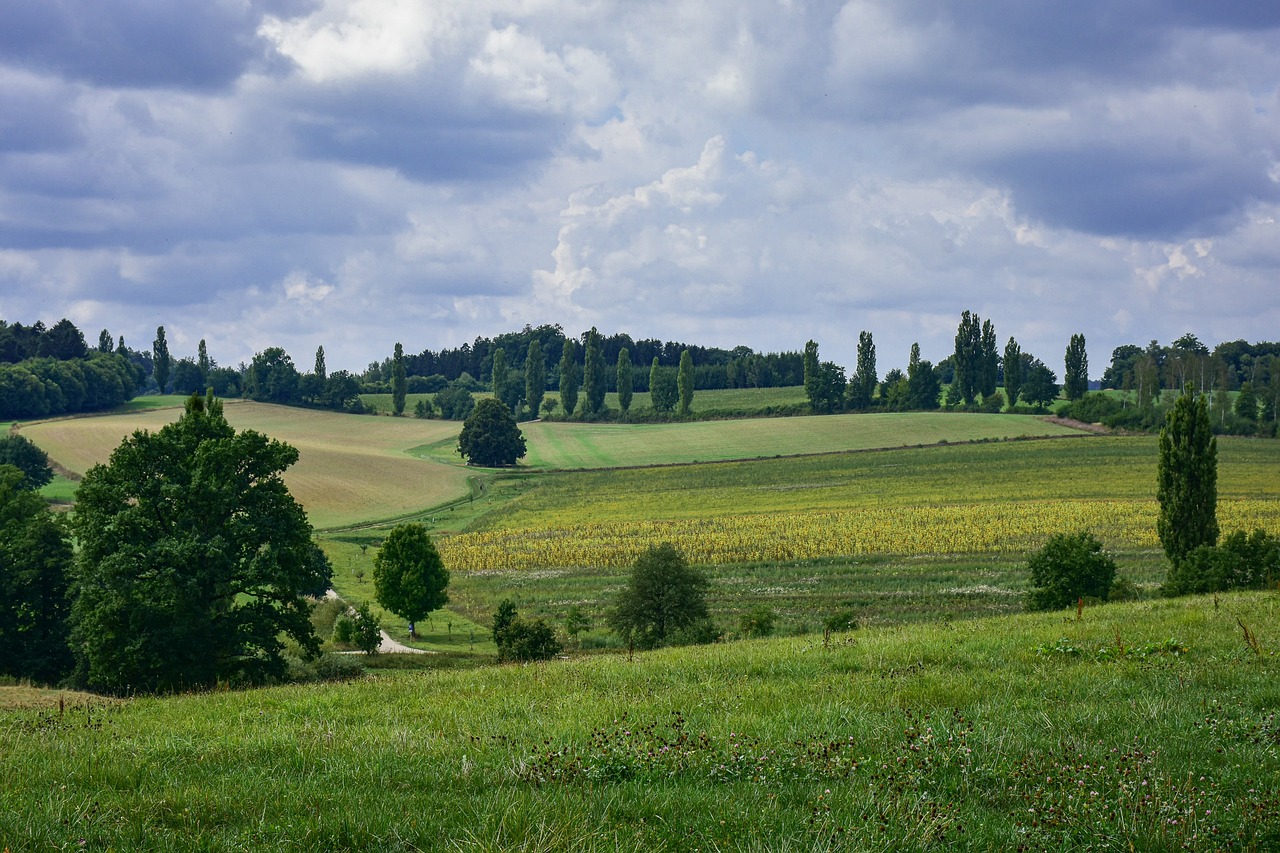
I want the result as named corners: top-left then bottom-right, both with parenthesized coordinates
top-left (953, 311), bottom-right (981, 404)
top-left (41, 318), bottom-right (88, 360)
top-left (1064, 333), bottom-right (1089, 401)
top-left (97, 329), bottom-right (113, 353)
top-left (392, 342), bottom-right (407, 415)
top-left (342, 603), bottom-right (382, 654)
top-left (1021, 359), bottom-right (1059, 409)
top-left (525, 339), bottom-right (545, 419)
top-left (491, 600), bottom-right (518, 646)
top-left (69, 393), bottom-right (328, 693)
top-left (608, 543), bottom-right (711, 650)
top-left (1026, 531), bottom-right (1117, 610)
top-left (0, 434), bottom-right (54, 490)
top-left (458, 398), bottom-right (526, 466)
top-left (434, 381), bottom-right (475, 420)
top-left (650, 358), bottom-right (678, 413)
top-left (413, 398), bottom-right (434, 419)
top-left (0, 465), bottom-right (74, 683)
top-left (1003, 337), bottom-right (1023, 408)
top-left (197, 339), bottom-right (210, 388)
top-left (617, 348), bottom-right (633, 414)
top-left (582, 328), bottom-right (607, 415)
top-left (677, 349), bottom-right (694, 415)
top-left (848, 331), bottom-right (876, 410)
top-left (1157, 391), bottom-right (1218, 568)
top-left (374, 523), bottom-right (449, 639)
top-left (803, 340), bottom-right (822, 412)
top-left (491, 600), bottom-right (561, 662)
top-left (559, 339), bottom-right (579, 417)
top-left (978, 319), bottom-right (999, 400)
top-left (246, 347), bottom-right (301, 404)
top-left (152, 325), bottom-right (171, 394)
top-left (906, 343), bottom-right (941, 411)
top-left (1235, 381), bottom-right (1258, 423)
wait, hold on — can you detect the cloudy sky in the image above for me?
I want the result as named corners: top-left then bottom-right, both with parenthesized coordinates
top-left (2, 0), bottom-right (1278, 376)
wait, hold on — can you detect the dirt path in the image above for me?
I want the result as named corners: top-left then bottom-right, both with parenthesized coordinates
top-left (324, 591), bottom-right (432, 655)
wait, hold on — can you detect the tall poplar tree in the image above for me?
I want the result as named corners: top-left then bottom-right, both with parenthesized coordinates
top-left (1064, 333), bottom-right (1089, 401)
top-left (152, 326), bottom-right (171, 394)
top-left (1003, 337), bottom-right (1023, 409)
top-left (392, 342), bottom-right (407, 415)
top-left (559, 339), bottom-right (579, 417)
top-left (197, 339), bottom-right (210, 388)
top-left (525, 339), bottom-right (545, 419)
top-left (978, 319), bottom-right (999, 399)
top-left (314, 346), bottom-right (327, 381)
top-left (582, 328), bottom-right (606, 415)
top-left (803, 340), bottom-right (822, 413)
top-left (952, 312), bottom-right (981, 404)
top-left (848, 331), bottom-right (877, 410)
top-left (617, 348), bottom-right (633, 414)
top-left (677, 349), bottom-right (694, 415)
top-left (1157, 391), bottom-right (1218, 568)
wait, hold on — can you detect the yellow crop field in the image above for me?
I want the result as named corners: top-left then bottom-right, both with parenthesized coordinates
top-left (20, 401), bottom-right (469, 530)
top-left (437, 499), bottom-right (1280, 571)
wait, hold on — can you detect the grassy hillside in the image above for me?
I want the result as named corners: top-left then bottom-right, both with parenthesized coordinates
top-left (4, 592), bottom-right (1278, 850)
top-left (361, 384), bottom-right (811, 416)
top-left (20, 401), bottom-right (470, 530)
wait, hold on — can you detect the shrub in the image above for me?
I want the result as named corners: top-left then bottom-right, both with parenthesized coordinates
top-left (739, 605), bottom-right (776, 638)
top-left (1059, 392), bottom-right (1123, 424)
top-left (1164, 529), bottom-right (1279, 596)
top-left (492, 600), bottom-right (561, 662)
top-left (823, 609), bottom-right (860, 633)
top-left (1026, 531), bottom-right (1117, 611)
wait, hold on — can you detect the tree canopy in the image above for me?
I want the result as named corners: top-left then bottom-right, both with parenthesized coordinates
top-left (1157, 391), bottom-right (1218, 569)
top-left (374, 523), bottom-right (449, 639)
top-left (608, 543), bottom-right (712, 650)
top-left (68, 393), bottom-right (329, 694)
top-left (0, 465), bottom-right (73, 684)
top-left (458, 397), bottom-right (526, 466)
top-left (0, 434), bottom-right (54, 490)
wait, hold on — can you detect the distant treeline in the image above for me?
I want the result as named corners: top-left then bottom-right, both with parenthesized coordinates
top-left (0, 320), bottom-right (140, 420)
top-left (361, 324), bottom-right (805, 393)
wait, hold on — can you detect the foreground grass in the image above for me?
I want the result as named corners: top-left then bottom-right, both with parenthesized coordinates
top-left (4, 593), bottom-right (1279, 850)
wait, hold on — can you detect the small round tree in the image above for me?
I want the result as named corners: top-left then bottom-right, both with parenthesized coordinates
top-left (373, 523), bottom-right (449, 639)
top-left (458, 398), bottom-right (526, 467)
top-left (1026, 531), bottom-right (1117, 611)
top-left (608, 543), bottom-right (712, 650)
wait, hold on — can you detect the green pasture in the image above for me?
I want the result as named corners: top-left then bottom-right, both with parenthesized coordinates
top-left (4, 591), bottom-right (1279, 850)
top-left (408, 411), bottom-right (1088, 469)
top-left (362, 384), bottom-right (810, 417)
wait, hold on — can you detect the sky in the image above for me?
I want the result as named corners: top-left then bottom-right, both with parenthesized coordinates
top-left (1, 0), bottom-right (1278, 377)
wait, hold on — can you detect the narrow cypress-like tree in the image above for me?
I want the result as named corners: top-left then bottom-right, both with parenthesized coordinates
top-left (1157, 391), bottom-right (1218, 568)
top-left (978, 319), bottom-right (999, 399)
top-left (392, 342), bottom-right (407, 415)
top-left (677, 349), bottom-right (694, 415)
top-left (490, 347), bottom-right (508, 407)
top-left (525, 339), bottom-right (545, 419)
top-left (848, 331), bottom-right (877, 410)
top-left (197, 339), bottom-right (210, 388)
top-left (952, 312), bottom-right (981, 404)
top-left (617, 348), bottom-right (633, 414)
top-left (582, 328), bottom-right (606, 415)
top-left (803, 340), bottom-right (821, 413)
top-left (559, 339), bottom-right (579, 417)
top-left (152, 326), bottom-right (171, 394)
top-left (314, 345), bottom-right (326, 381)
top-left (1064, 333), bottom-right (1089, 401)
top-left (1003, 337), bottom-right (1023, 409)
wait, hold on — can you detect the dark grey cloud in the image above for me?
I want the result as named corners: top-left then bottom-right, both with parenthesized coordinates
top-left (0, 0), bottom-right (311, 90)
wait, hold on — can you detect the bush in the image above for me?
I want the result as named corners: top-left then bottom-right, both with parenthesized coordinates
top-left (492, 600), bottom-right (561, 662)
top-left (1026, 531), bottom-right (1117, 611)
top-left (823, 609), bottom-right (860, 633)
top-left (1164, 529), bottom-right (1279, 596)
top-left (1059, 392), bottom-right (1123, 424)
top-left (739, 605), bottom-right (776, 638)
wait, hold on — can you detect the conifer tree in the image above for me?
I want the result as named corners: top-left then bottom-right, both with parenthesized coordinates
top-left (677, 349), bottom-right (694, 415)
top-left (525, 339), bottom-right (545, 419)
top-left (559, 339), bottom-right (579, 416)
top-left (392, 342), bottom-right (407, 415)
top-left (1157, 391), bottom-right (1218, 567)
top-left (617, 348), bottom-right (633, 414)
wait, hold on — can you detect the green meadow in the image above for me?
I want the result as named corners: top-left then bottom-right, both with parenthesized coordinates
top-left (4, 593), bottom-right (1279, 850)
